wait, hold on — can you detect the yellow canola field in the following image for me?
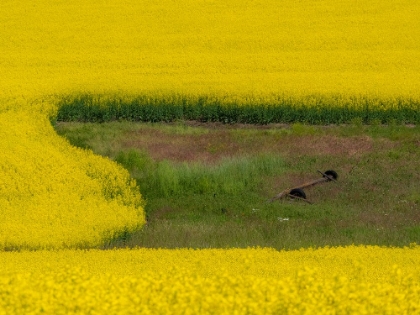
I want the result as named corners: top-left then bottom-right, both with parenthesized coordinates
top-left (0, 0), bottom-right (419, 289)
top-left (1, 0), bottom-right (420, 100)
top-left (1, 246), bottom-right (420, 314)
top-left (0, 110), bottom-right (145, 249)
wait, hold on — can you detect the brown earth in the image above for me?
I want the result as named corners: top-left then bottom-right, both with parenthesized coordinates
top-left (121, 122), bottom-right (395, 164)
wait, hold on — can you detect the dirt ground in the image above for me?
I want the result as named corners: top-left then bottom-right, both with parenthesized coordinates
top-left (121, 122), bottom-right (394, 164)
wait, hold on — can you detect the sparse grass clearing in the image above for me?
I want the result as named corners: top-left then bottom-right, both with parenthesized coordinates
top-left (55, 121), bottom-right (420, 249)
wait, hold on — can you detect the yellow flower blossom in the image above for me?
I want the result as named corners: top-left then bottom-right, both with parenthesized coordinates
top-left (0, 246), bottom-right (419, 314)
top-left (0, 110), bottom-right (145, 249)
top-left (1, 0), bottom-right (420, 311)
top-left (0, 0), bottom-right (419, 101)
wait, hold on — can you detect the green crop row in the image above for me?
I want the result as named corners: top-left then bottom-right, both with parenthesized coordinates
top-left (55, 93), bottom-right (420, 125)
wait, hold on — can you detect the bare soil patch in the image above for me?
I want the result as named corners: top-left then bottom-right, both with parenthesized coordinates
top-left (121, 123), bottom-right (393, 164)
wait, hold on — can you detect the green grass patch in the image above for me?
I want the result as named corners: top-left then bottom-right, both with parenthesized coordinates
top-left (116, 151), bottom-right (286, 198)
top-left (55, 121), bottom-right (420, 250)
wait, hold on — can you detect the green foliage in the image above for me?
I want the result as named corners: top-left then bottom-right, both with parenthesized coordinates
top-left (136, 155), bottom-right (286, 199)
top-left (55, 93), bottom-right (420, 125)
top-left (115, 149), bottom-right (152, 175)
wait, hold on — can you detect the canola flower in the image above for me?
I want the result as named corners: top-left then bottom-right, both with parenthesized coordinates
top-left (1, 1), bottom-right (420, 311)
top-left (2, 0), bottom-right (419, 125)
top-left (1, 246), bottom-right (420, 314)
top-left (0, 110), bottom-right (145, 249)
top-left (5, 0), bottom-right (419, 248)
top-left (1, 0), bottom-right (419, 100)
